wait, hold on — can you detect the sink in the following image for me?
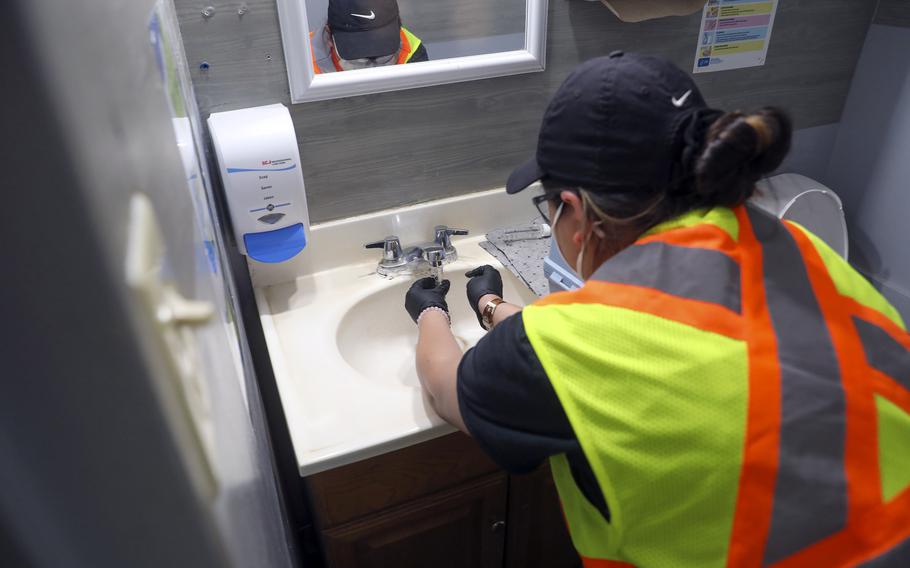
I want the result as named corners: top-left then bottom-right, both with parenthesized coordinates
top-left (253, 188), bottom-right (547, 475)
top-left (336, 267), bottom-right (537, 389)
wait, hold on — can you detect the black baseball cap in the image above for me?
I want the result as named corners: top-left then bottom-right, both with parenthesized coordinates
top-left (507, 51), bottom-right (709, 194)
top-left (328, 0), bottom-right (401, 60)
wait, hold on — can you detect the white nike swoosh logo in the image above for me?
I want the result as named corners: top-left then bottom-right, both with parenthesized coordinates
top-left (671, 90), bottom-right (693, 108)
top-left (351, 10), bottom-right (376, 19)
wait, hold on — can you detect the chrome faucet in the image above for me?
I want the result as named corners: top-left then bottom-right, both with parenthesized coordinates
top-left (364, 225), bottom-right (468, 277)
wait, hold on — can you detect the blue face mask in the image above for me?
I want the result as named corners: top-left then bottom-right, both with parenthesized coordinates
top-left (543, 202), bottom-right (584, 293)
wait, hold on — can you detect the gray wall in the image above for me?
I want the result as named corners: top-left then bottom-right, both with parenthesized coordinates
top-left (177, 0), bottom-right (878, 222)
top-left (776, 123), bottom-right (840, 185)
top-left (826, 14), bottom-right (910, 320)
top-left (875, 0), bottom-right (910, 27)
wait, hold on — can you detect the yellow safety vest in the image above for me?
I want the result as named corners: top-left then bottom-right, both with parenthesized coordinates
top-left (523, 205), bottom-right (910, 567)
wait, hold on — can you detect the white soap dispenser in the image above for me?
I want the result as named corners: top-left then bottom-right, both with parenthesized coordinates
top-left (208, 103), bottom-right (310, 263)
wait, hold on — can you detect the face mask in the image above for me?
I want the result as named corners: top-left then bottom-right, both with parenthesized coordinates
top-left (550, 199), bottom-right (592, 279)
top-left (546, 202), bottom-right (583, 293)
top-left (575, 220), bottom-right (608, 279)
top-left (338, 56), bottom-right (397, 70)
top-left (336, 47), bottom-right (399, 70)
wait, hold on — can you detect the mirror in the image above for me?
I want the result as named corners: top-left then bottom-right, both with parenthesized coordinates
top-left (276, 0), bottom-right (548, 103)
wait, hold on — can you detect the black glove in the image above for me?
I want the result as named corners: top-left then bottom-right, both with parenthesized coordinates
top-left (465, 265), bottom-right (503, 327)
top-left (405, 277), bottom-right (451, 323)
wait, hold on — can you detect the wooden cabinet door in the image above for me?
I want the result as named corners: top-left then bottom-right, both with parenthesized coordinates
top-left (505, 464), bottom-right (581, 568)
top-left (321, 473), bottom-right (507, 568)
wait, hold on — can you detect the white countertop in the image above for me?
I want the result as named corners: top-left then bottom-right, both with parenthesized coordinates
top-left (252, 188), bottom-right (540, 476)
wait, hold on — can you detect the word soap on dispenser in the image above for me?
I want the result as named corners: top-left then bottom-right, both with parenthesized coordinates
top-left (208, 103), bottom-right (310, 263)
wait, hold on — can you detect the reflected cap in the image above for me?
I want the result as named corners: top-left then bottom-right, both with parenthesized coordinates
top-left (507, 52), bottom-right (709, 194)
top-left (328, 0), bottom-right (402, 60)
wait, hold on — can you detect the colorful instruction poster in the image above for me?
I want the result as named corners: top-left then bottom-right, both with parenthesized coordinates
top-left (693, 0), bottom-right (779, 73)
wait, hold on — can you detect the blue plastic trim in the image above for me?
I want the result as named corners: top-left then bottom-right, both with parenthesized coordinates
top-left (226, 164), bottom-right (297, 174)
top-left (244, 223), bottom-right (307, 263)
top-left (544, 257), bottom-right (583, 292)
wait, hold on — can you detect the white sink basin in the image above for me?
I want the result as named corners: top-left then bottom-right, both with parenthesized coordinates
top-left (336, 266), bottom-right (536, 389)
top-left (252, 188), bottom-right (543, 475)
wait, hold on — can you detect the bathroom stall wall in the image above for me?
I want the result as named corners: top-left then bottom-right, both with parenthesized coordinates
top-left (875, 0), bottom-right (910, 27)
top-left (825, 0), bottom-right (910, 320)
top-left (176, 0), bottom-right (878, 222)
top-left (1, 0), bottom-right (295, 565)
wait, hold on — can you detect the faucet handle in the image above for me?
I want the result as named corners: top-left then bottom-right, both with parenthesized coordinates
top-left (424, 245), bottom-right (446, 268)
top-left (364, 236), bottom-right (403, 263)
top-left (434, 226), bottom-right (469, 250)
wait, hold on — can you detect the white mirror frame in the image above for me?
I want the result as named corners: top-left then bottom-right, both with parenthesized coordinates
top-left (276, 0), bottom-right (549, 103)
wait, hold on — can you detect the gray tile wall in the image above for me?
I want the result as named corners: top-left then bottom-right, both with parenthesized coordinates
top-left (875, 0), bottom-right (910, 27)
top-left (177, 0), bottom-right (878, 222)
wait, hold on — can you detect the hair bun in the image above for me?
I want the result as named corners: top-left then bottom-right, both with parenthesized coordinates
top-left (694, 107), bottom-right (792, 207)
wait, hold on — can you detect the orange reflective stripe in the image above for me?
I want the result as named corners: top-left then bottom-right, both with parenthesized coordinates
top-left (637, 222), bottom-right (739, 258)
top-left (726, 206), bottom-right (781, 568)
top-left (845, 297), bottom-right (910, 345)
top-left (858, 534), bottom-right (910, 567)
top-left (843, 289), bottom-right (910, 368)
top-left (535, 280), bottom-right (746, 340)
top-left (871, 369), bottom-right (910, 416)
top-left (853, 317), bottom-right (910, 394)
top-left (396, 29), bottom-right (411, 64)
top-left (309, 31), bottom-right (323, 74)
top-left (329, 43), bottom-right (344, 72)
top-left (787, 223), bottom-right (881, 524)
top-left (581, 557), bottom-right (636, 568)
top-left (772, 488), bottom-right (910, 568)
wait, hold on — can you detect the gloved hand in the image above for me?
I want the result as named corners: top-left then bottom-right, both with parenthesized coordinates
top-left (405, 277), bottom-right (451, 324)
top-left (465, 265), bottom-right (503, 327)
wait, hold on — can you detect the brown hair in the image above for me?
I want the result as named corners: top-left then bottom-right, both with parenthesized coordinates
top-left (694, 107), bottom-right (792, 208)
top-left (542, 106), bottom-right (792, 236)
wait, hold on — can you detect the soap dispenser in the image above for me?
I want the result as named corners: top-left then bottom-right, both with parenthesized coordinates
top-left (208, 103), bottom-right (310, 263)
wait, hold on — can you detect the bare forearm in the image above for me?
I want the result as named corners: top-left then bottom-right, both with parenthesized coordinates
top-left (415, 311), bottom-right (467, 432)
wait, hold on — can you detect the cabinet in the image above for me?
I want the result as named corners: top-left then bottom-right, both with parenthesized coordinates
top-left (304, 433), bottom-right (580, 568)
top-left (505, 464), bottom-right (580, 568)
top-left (322, 474), bottom-right (507, 568)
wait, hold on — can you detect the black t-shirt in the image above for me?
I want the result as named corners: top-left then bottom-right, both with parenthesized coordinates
top-left (407, 42), bottom-right (429, 63)
top-left (456, 312), bottom-right (611, 521)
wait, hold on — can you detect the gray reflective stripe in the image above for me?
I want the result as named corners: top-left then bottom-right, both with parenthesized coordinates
top-left (747, 206), bottom-right (848, 565)
top-left (858, 535), bottom-right (910, 567)
top-left (853, 316), bottom-right (910, 391)
top-left (311, 30), bottom-right (337, 74)
top-left (590, 241), bottom-right (741, 313)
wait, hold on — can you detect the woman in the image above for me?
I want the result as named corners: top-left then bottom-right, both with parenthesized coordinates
top-left (405, 53), bottom-right (910, 567)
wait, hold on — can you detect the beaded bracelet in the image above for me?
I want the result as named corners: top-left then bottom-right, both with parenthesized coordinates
top-left (417, 306), bottom-right (451, 326)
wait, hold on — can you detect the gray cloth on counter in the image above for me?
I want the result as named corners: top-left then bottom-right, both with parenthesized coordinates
top-left (481, 219), bottom-right (551, 297)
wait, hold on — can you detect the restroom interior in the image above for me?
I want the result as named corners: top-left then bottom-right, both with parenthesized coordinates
top-left (177, 0), bottom-right (910, 312)
top-left (4, 1), bottom-right (910, 567)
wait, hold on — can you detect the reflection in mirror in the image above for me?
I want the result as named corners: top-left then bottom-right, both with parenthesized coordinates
top-left (277, 0), bottom-right (546, 102)
top-left (305, 0), bottom-right (526, 73)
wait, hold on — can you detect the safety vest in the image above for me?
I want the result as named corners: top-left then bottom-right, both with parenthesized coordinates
top-left (309, 27), bottom-right (422, 74)
top-left (522, 205), bottom-right (910, 567)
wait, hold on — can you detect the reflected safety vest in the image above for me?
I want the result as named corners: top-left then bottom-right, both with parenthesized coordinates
top-left (309, 27), bottom-right (423, 74)
top-left (522, 205), bottom-right (910, 567)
